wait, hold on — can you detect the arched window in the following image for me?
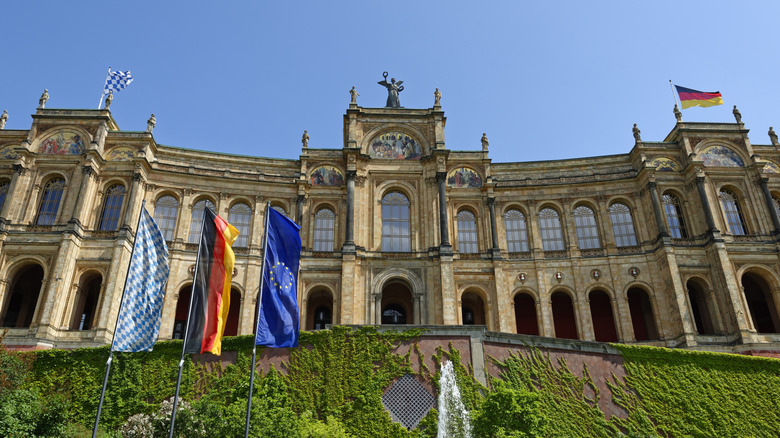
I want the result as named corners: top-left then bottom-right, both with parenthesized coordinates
top-left (98, 184), bottom-right (126, 231)
top-left (538, 208), bottom-right (564, 251)
top-left (36, 178), bottom-right (66, 225)
top-left (313, 208), bottom-right (335, 252)
top-left (720, 189), bottom-right (746, 235)
top-left (272, 205), bottom-right (287, 216)
top-left (662, 194), bottom-right (688, 238)
top-left (189, 199), bottom-right (215, 243)
top-left (153, 196), bottom-right (179, 241)
top-left (71, 275), bottom-right (101, 330)
top-left (0, 181), bottom-right (9, 214)
top-left (609, 203), bottom-right (638, 247)
top-left (457, 210), bottom-right (478, 253)
top-left (381, 192), bottom-right (411, 252)
top-left (504, 209), bottom-right (529, 252)
top-left (229, 203), bottom-right (252, 247)
top-left (573, 206), bottom-right (601, 249)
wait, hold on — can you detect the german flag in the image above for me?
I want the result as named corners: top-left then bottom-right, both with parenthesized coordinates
top-left (675, 85), bottom-right (724, 109)
top-left (183, 208), bottom-right (239, 355)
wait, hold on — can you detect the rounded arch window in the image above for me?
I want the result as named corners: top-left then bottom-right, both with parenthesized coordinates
top-left (573, 205), bottom-right (601, 249)
top-left (0, 181), bottom-right (9, 214)
top-left (229, 203), bottom-right (252, 247)
top-left (381, 192), bottom-right (411, 252)
top-left (662, 193), bottom-right (688, 238)
top-left (503, 209), bottom-right (529, 252)
top-left (313, 208), bottom-right (336, 252)
top-left (36, 178), bottom-right (66, 225)
top-left (456, 210), bottom-right (478, 253)
top-left (609, 202), bottom-right (638, 247)
top-left (189, 199), bottom-right (215, 243)
top-left (538, 208), bottom-right (564, 251)
top-left (719, 189), bottom-right (746, 235)
top-left (154, 195), bottom-right (179, 241)
top-left (99, 184), bottom-right (126, 231)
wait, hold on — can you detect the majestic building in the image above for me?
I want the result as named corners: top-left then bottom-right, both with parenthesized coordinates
top-left (1, 92), bottom-right (780, 355)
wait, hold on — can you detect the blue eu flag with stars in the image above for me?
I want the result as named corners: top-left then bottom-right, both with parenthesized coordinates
top-left (256, 208), bottom-right (301, 348)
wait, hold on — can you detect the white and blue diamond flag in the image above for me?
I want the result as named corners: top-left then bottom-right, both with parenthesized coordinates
top-left (111, 206), bottom-right (170, 352)
top-left (103, 68), bottom-right (133, 96)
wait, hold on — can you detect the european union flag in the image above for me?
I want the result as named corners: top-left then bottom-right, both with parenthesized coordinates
top-left (255, 208), bottom-right (301, 348)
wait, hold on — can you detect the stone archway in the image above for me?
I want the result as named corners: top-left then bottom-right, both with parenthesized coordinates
top-left (381, 282), bottom-right (413, 325)
top-left (71, 272), bottom-right (102, 330)
top-left (741, 273), bottom-right (780, 333)
top-left (372, 268), bottom-right (424, 325)
top-left (1, 265), bottom-right (45, 328)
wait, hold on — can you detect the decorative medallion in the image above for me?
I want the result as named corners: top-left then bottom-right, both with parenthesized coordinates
top-left (39, 130), bottom-right (86, 155)
top-left (309, 165), bottom-right (344, 186)
top-left (518, 272), bottom-right (527, 283)
top-left (591, 269), bottom-right (601, 280)
top-left (106, 147), bottom-right (135, 161)
top-left (232, 268), bottom-right (238, 277)
top-left (629, 267), bottom-right (640, 278)
top-left (648, 157), bottom-right (680, 172)
top-left (188, 264), bottom-right (196, 277)
top-left (447, 167), bottom-right (482, 188)
top-left (554, 271), bottom-right (563, 282)
top-left (700, 145), bottom-right (744, 168)
top-left (369, 132), bottom-right (422, 160)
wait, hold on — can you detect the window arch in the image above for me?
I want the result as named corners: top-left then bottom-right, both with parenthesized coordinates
top-left (381, 192), bottom-right (411, 252)
top-left (98, 184), bottom-right (126, 231)
top-left (154, 195), bottom-right (179, 241)
top-left (271, 205), bottom-right (287, 216)
top-left (313, 208), bottom-right (336, 252)
top-left (609, 202), bottom-right (638, 247)
top-left (456, 210), bottom-right (478, 253)
top-left (229, 203), bottom-right (252, 247)
top-left (189, 199), bottom-right (215, 243)
top-left (538, 208), bottom-right (564, 251)
top-left (0, 181), bottom-right (9, 214)
top-left (36, 178), bottom-right (66, 225)
top-left (662, 193), bottom-right (688, 238)
top-left (504, 209), bottom-right (529, 252)
top-left (719, 189), bottom-right (746, 235)
top-left (573, 205), bottom-right (601, 249)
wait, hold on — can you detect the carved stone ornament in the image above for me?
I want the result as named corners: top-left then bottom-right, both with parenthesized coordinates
top-left (554, 272), bottom-right (563, 282)
top-left (591, 269), bottom-right (601, 280)
top-left (629, 267), bottom-right (640, 278)
top-left (517, 272), bottom-right (527, 283)
top-left (188, 264), bottom-right (196, 277)
top-left (232, 268), bottom-right (238, 277)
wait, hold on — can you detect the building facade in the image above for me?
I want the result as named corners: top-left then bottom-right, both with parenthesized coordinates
top-left (1, 96), bottom-right (779, 354)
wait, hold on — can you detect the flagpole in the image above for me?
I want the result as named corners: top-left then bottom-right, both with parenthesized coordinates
top-left (98, 68), bottom-right (111, 110)
top-left (92, 200), bottom-right (146, 438)
top-left (169, 207), bottom-right (209, 438)
top-left (244, 202), bottom-right (271, 438)
top-left (669, 80), bottom-right (680, 108)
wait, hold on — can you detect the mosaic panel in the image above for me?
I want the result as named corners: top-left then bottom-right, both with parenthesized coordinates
top-left (39, 130), bottom-right (85, 155)
top-left (700, 145), bottom-right (744, 168)
top-left (369, 132), bottom-right (422, 160)
top-left (761, 160), bottom-right (780, 174)
top-left (447, 167), bottom-right (482, 188)
top-left (106, 147), bottom-right (135, 161)
top-left (309, 165), bottom-right (344, 186)
top-left (648, 157), bottom-right (679, 172)
top-left (0, 146), bottom-right (17, 160)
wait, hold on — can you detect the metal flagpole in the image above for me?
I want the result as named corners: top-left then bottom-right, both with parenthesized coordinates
top-left (669, 80), bottom-right (681, 108)
top-left (244, 202), bottom-right (271, 438)
top-left (98, 68), bottom-right (110, 110)
top-left (92, 200), bottom-right (146, 438)
top-left (169, 207), bottom-right (209, 438)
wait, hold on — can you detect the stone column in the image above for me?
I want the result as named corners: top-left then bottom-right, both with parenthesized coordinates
top-left (758, 177), bottom-right (780, 234)
top-left (647, 182), bottom-right (669, 238)
top-left (487, 197), bottom-right (500, 256)
top-left (69, 165), bottom-right (95, 226)
top-left (296, 194), bottom-right (305, 226)
top-left (122, 172), bottom-right (144, 230)
top-left (343, 171), bottom-right (356, 252)
top-left (413, 294), bottom-right (422, 324)
top-left (696, 176), bottom-right (719, 233)
top-left (0, 164), bottom-right (27, 221)
top-left (436, 172), bottom-right (452, 252)
top-left (374, 293), bottom-right (382, 324)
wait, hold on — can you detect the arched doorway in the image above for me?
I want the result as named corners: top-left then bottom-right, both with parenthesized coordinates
top-left (306, 288), bottom-right (334, 330)
top-left (687, 279), bottom-right (716, 335)
top-left (589, 290), bottom-right (618, 342)
top-left (461, 291), bottom-right (486, 326)
top-left (173, 286), bottom-right (191, 339)
top-left (551, 291), bottom-right (578, 339)
top-left (2, 265), bottom-right (44, 328)
top-left (741, 273), bottom-right (780, 333)
top-left (223, 288), bottom-right (241, 337)
top-left (514, 293), bottom-right (539, 335)
top-left (627, 288), bottom-right (659, 341)
top-left (71, 273), bottom-right (102, 330)
top-left (381, 281), bottom-right (413, 325)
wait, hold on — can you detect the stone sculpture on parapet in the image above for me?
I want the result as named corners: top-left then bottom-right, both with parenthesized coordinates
top-left (0, 110), bottom-right (7, 130)
top-left (105, 91), bottom-right (113, 110)
top-left (38, 89), bottom-right (49, 109)
top-left (733, 105), bottom-right (742, 124)
top-left (377, 72), bottom-right (404, 108)
top-left (349, 86), bottom-right (359, 105)
top-left (146, 114), bottom-right (156, 133)
top-left (770, 127), bottom-right (778, 146)
top-left (632, 124), bottom-right (642, 143)
top-left (673, 104), bottom-right (682, 122)
top-left (481, 133), bottom-right (489, 151)
top-left (434, 88), bottom-right (441, 107)
top-left (302, 130), bottom-right (309, 149)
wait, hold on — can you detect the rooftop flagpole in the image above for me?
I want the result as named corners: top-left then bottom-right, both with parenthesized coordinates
top-left (669, 80), bottom-right (681, 108)
top-left (92, 200), bottom-right (146, 438)
top-left (98, 68), bottom-right (111, 109)
top-left (244, 201), bottom-right (271, 438)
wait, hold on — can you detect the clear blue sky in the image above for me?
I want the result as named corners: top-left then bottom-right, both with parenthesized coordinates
top-left (2, 2), bottom-right (779, 164)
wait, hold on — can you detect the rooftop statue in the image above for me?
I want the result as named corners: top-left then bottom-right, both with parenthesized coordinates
top-left (377, 72), bottom-right (404, 108)
top-left (38, 89), bottom-right (49, 109)
top-left (0, 110), bottom-right (7, 130)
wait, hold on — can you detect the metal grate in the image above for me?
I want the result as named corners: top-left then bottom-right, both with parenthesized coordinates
top-left (382, 374), bottom-right (435, 430)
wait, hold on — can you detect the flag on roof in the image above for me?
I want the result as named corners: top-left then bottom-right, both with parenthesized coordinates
top-left (183, 208), bottom-right (239, 356)
top-left (112, 206), bottom-right (170, 352)
top-left (675, 85), bottom-right (723, 109)
top-left (103, 68), bottom-right (133, 96)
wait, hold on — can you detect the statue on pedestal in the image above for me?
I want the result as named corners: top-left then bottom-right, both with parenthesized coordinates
top-left (349, 86), bottom-right (359, 105)
top-left (434, 88), bottom-right (441, 106)
top-left (673, 104), bottom-right (682, 122)
top-left (0, 110), bottom-right (7, 130)
top-left (632, 124), bottom-right (642, 142)
top-left (770, 127), bottom-right (778, 146)
top-left (377, 72), bottom-right (404, 108)
top-left (302, 130), bottom-right (309, 149)
top-left (105, 91), bottom-right (113, 110)
top-left (38, 89), bottom-right (49, 109)
top-left (146, 114), bottom-right (156, 133)
top-left (733, 105), bottom-right (742, 124)
top-left (481, 133), bottom-right (489, 151)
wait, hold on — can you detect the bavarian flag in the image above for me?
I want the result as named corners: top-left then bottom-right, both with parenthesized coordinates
top-left (675, 85), bottom-right (724, 109)
top-left (256, 207), bottom-right (301, 348)
top-left (183, 207), bottom-right (239, 355)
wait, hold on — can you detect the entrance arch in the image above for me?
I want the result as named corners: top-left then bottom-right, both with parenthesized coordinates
top-left (173, 286), bottom-right (191, 339)
top-left (589, 289), bottom-right (618, 342)
top-left (627, 287), bottom-right (659, 341)
top-left (306, 288), bottom-right (334, 330)
top-left (381, 281), bottom-right (413, 325)
top-left (514, 292), bottom-right (539, 335)
top-left (2, 264), bottom-right (44, 328)
top-left (551, 291), bottom-right (578, 340)
top-left (741, 273), bottom-right (780, 333)
top-left (461, 291), bottom-right (486, 326)
top-left (372, 268), bottom-right (424, 325)
top-left (686, 278), bottom-right (716, 335)
top-left (71, 273), bottom-right (102, 330)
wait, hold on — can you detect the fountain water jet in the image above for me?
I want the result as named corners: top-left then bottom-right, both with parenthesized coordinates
top-left (437, 360), bottom-right (472, 438)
